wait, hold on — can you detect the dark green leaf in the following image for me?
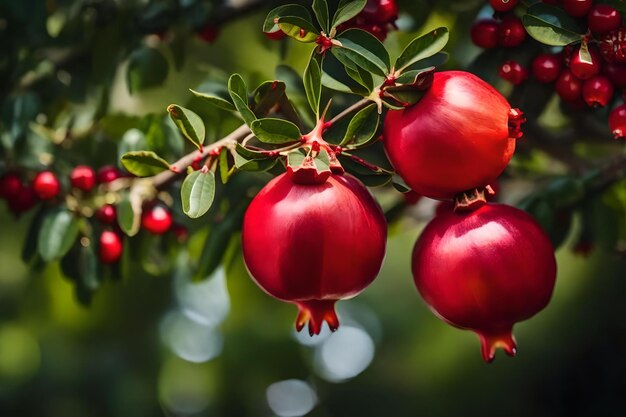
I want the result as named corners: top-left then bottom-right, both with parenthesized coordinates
top-left (250, 118), bottom-right (302, 144)
top-left (190, 89), bottom-right (236, 112)
top-left (334, 29), bottom-right (390, 76)
top-left (523, 3), bottom-right (584, 46)
top-left (341, 103), bottom-right (379, 146)
top-left (253, 80), bottom-right (287, 116)
top-left (278, 16), bottom-right (320, 42)
top-left (181, 170), bottom-right (216, 219)
top-left (395, 27), bottom-right (449, 72)
top-left (127, 46), bottom-right (169, 93)
top-left (332, 0), bottom-right (367, 28)
top-left (167, 104), bottom-right (205, 150)
top-left (313, 0), bottom-right (330, 32)
top-left (22, 207), bottom-right (46, 263)
top-left (228, 74), bottom-right (256, 125)
top-left (304, 53), bottom-right (323, 116)
top-left (121, 151), bottom-right (170, 177)
top-left (117, 193), bottom-right (141, 237)
top-left (38, 209), bottom-right (80, 262)
top-left (263, 4), bottom-right (314, 33)
top-left (219, 147), bottom-right (231, 184)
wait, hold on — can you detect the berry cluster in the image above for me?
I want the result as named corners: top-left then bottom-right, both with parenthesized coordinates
top-left (472, 0), bottom-right (626, 139)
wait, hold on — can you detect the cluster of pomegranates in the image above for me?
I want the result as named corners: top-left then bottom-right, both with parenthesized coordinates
top-left (472, 0), bottom-right (626, 140)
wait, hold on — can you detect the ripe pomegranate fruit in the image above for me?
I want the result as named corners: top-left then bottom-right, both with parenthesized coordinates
top-left (0, 172), bottom-right (22, 200)
top-left (532, 53), bottom-right (562, 83)
top-left (499, 60), bottom-right (528, 85)
top-left (242, 172), bottom-right (387, 335)
top-left (96, 204), bottom-right (117, 225)
top-left (582, 75), bottom-right (614, 107)
top-left (141, 204), bottom-right (173, 234)
top-left (569, 45), bottom-right (601, 80)
top-left (471, 20), bottom-right (499, 49)
top-left (69, 165), bottom-right (96, 192)
top-left (609, 104), bottom-right (626, 139)
top-left (562, 0), bottom-right (592, 18)
top-left (600, 28), bottom-right (626, 63)
top-left (97, 165), bottom-right (122, 184)
top-left (99, 230), bottom-right (123, 264)
top-left (497, 15), bottom-right (526, 48)
top-left (412, 203), bottom-right (557, 362)
top-left (33, 171), bottom-right (61, 200)
top-left (383, 71), bottom-right (523, 199)
top-left (588, 5), bottom-right (622, 35)
top-left (490, 0), bottom-right (518, 12)
top-left (555, 69), bottom-right (582, 101)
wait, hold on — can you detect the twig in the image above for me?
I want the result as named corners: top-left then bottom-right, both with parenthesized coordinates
top-left (327, 99), bottom-right (372, 126)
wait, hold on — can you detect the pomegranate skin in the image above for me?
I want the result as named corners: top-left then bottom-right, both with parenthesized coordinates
top-left (412, 203), bottom-right (557, 362)
top-left (383, 71), bottom-right (518, 200)
top-left (242, 173), bottom-right (387, 335)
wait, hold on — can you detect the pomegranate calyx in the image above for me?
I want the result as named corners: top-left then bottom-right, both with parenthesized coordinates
top-left (453, 185), bottom-right (494, 212)
top-left (508, 108), bottom-right (526, 139)
top-left (295, 299), bottom-right (339, 336)
top-left (478, 328), bottom-right (517, 363)
top-left (315, 33), bottom-right (334, 54)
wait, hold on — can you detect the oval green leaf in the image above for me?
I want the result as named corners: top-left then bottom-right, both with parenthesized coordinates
top-left (38, 209), bottom-right (80, 262)
top-left (395, 27), bottom-right (449, 73)
top-left (523, 3), bottom-right (584, 46)
top-left (334, 28), bottom-right (390, 76)
top-left (250, 118), bottom-right (302, 144)
top-left (167, 104), bottom-right (205, 150)
top-left (181, 170), bottom-right (216, 219)
top-left (121, 151), bottom-right (170, 177)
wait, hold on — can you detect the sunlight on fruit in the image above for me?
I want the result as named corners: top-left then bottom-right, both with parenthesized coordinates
top-left (266, 379), bottom-right (318, 417)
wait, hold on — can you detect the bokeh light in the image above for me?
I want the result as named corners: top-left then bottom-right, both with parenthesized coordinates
top-left (266, 379), bottom-right (318, 417)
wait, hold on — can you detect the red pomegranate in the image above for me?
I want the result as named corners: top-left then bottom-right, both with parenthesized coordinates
top-left (499, 60), bottom-right (528, 85)
top-left (569, 45), bottom-right (602, 80)
top-left (471, 20), bottom-right (499, 49)
top-left (242, 173), bottom-right (387, 335)
top-left (96, 204), bottom-right (117, 225)
top-left (609, 104), bottom-right (626, 139)
top-left (532, 53), bottom-right (562, 83)
top-left (600, 28), bottom-right (626, 63)
top-left (383, 71), bottom-right (523, 200)
top-left (582, 75), bottom-right (614, 107)
top-left (412, 203), bottom-right (557, 362)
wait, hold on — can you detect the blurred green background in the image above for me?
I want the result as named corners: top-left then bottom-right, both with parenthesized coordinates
top-left (1, 1), bottom-right (626, 416)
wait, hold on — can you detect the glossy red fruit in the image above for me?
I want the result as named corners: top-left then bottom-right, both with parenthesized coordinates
top-left (97, 165), bottom-right (122, 184)
top-left (532, 53), bottom-right (562, 83)
top-left (562, 0), bottom-right (592, 17)
top-left (609, 104), bottom-right (626, 139)
top-left (141, 204), bottom-right (173, 234)
top-left (33, 171), bottom-right (61, 200)
top-left (588, 5), bottom-right (622, 35)
top-left (8, 185), bottom-right (38, 214)
top-left (362, 0), bottom-right (398, 24)
top-left (0, 172), bottom-right (22, 199)
top-left (198, 24), bottom-right (219, 43)
top-left (383, 71), bottom-right (523, 199)
top-left (582, 75), bottom-right (615, 107)
top-left (69, 165), bottom-right (96, 192)
top-left (242, 173), bottom-right (387, 335)
top-left (96, 204), bottom-right (117, 225)
top-left (569, 45), bottom-right (601, 80)
top-left (602, 62), bottom-right (626, 88)
top-left (499, 60), bottom-right (528, 85)
top-left (600, 28), bottom-right (626, 63)
top-left (497, 15), bottom-right (526, 48)
top-left (413, 203), bottom-right (557, 362)
top-left (471, 20), bottom-right (499, 49)
top-left (490, 0), bottom-right (518, 12)
top-left (555, 69), bottom-right (583, 101)
top-left (99, 230), bottom-right (123, 264)
top-left (264, 29), bottom-right (286, 41)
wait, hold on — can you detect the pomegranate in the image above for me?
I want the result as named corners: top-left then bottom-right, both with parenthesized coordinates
top-left (242, 172), bottom-right (387, 335)
top-left (96, 204), bottom-right (117, 225)
top-left (383, 71), bottom-right (523, 200)
top-left (497, 15), bottom-right (526, 48)
top-left (532, 53), bottom-right (562, 83)
top-left (490, 0), bottom-right (518, 12)
top-left (555, 69), bottom-right (583, 101)
top-left (412, 203), bottom-right (557, 362)
top-left (588, 5), bottom-right (622, 35)
top-left (33, 171), bottom-right (61, 200)
top-left (337, 0), bottom-right (398, 41)
top-left (600, 28), bottom-right (626, 63)
top-left (609, 104), bottom-right (626, 139)
top-left (70, 165), bottom-right (96, 192)
top-left (562, 0), bottom-right (592, 18)
top-left (569, 45), bottom-right (602, 80)
top-left (471, 20), bottom-right (499, 49)
top-left (499, 60), bottom-right (528, 85)
top-left (582, 75), bottom-right (614, 107)
top-left (99, 230), bottom-right (123, 264)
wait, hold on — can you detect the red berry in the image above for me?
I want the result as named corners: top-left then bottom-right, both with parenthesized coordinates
top-left (0, 172), bottom-right (22, 199)
top-left (609, 104), bottom-right (626, 139)
top-left (602, 62), bottom-right (626, 88)
top-left (499, 60), bottom-right (528, 85)
top-left (8, 184), bottom-right (38, 214)
top-left (413, 203), bottom-right (557, 362)
top-left (198, 24), bottom-right (219, 43)
top-left (99, 230), bottom-right (123, 264)
top-left (471, 20), bottom-right (500, 49)
top-left (141, 204), bottom-right (173, 234)
top-left (264, 29), bottom-right (286, 41)
top-left (532, 53), bottom-right (563, 83)
top-left (569, 45), bottom-right (601, 80)
top-left (555, 69), bottom-right (583, 101)
top-left (242, 173), bottom-right (386, 336)
top-left (69, 165), bottom-right (96, 192)
top-left (582, 75), bottom-right (615, 107)
top-left (497, 15), bottom-right (526, 48)
top-left (562, 0), bottom-right (593, 18)
top-left (383, 71), bottom-right (523, 199)
top-left (33, 171), bottom-right (61, 200)
top-left (362, 0), bottom-right (398, 24)
top-left (97, 165), bottom-right (122, 184)
top-left (600, 28), bottom-right (626, 63)
top-left (588, 5), bottom-right (622, 35)
top-left (96, 204), bottom-right (117, 225)
top-left (490, 0), bottom-right (518, 12)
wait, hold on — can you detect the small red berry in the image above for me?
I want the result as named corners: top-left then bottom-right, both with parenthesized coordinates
top-left (471, 20), bottom-right (500, 49)
top-left (490, 0), bottom-right (519, 12)
top-left (499, 60), bottom-right (528, 85)
top-left (33, 171), bottom-right (61, 200)
top-left (609, 104), bottom-right (626, 139)
top-left (569, 45), bottom-right (601, 80)
top-left (264, 29), bottom-right (286, 41)
top-left (97, 165), bottom-right (122, 184)
top-left (362, 0), bottom-right (398, 24)
top-left (0, 172), bottom-right (22, 199)
top-left (588, 5), bottom-right (622, 35)
top-left (69, 165), bottom-right (96, 192)
top-left (555, 69), bottom-right (583, 101)
top-left (532, 53), bottom-right (563, 83)
top-left (497, 15), bottom-right (526, 48)
top-left (96, 204), bottom-right (117, 225)
top-left (600, 28), bottom-right (626, 63)
top-left (141, 204), bottom-right (173, 234)
top-left (582, 75), bottom-right (615, 107)
top-left (99, 230), bottom-right (123, 264)
top-left (198, 24), bottom-right (219, 43)
top-left (562, 0), bottom-right (593, 18)
top-left (8, 185), bottom-right (38, 214)
top-left (602, 62), bottom-right (626, 88)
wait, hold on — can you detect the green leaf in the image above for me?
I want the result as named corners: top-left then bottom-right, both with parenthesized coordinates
top-left (228, 74), bottom-right (256, 125)
top-left (189, 89), bottom-right (236, 112)
top-left (263, 4), bottom-right (314, 33)
top-left (304, 53), bottom-right (323, 116)
top-left (117, 193), bottom-right (141, 237)
top-left (181, 170), bottom-right (216, 219)
top-left (167, 105), bottom-right (205, 150)
top-left (334, 29), bottom-right (390, 76)
top-left (314, 149), bottom-right (331, 172)
top-left (219, 147), bottom-right (231, 184)
top-left (38, 209), bottom-right (80, 262)
top-left (312, 0), bottom-right (330, 32)
top-left (22, 207), bottom-right (46, 263)
top-left (345, 65), bottom-right (374, 92)
top-left (234, 144), bottom-right (278, 171)
top-left (253, 80), bottom-right (287, 116)
top-left (332, 0), bottom-right (367, 28)
top-left (250, 118), bottom-right (302, 144)
top-left (523, 3), bottom-right (584, 46)
top-left (341, 103), bottom-right (379, 146)
top-left (121, 151), bottom-right (170, 177)
top-left (395, 27), bottom-right (449, 72)
top-left (126, 46), bottom-right (169, 94)
top-left (277, 16), bottom-right (320, 43)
